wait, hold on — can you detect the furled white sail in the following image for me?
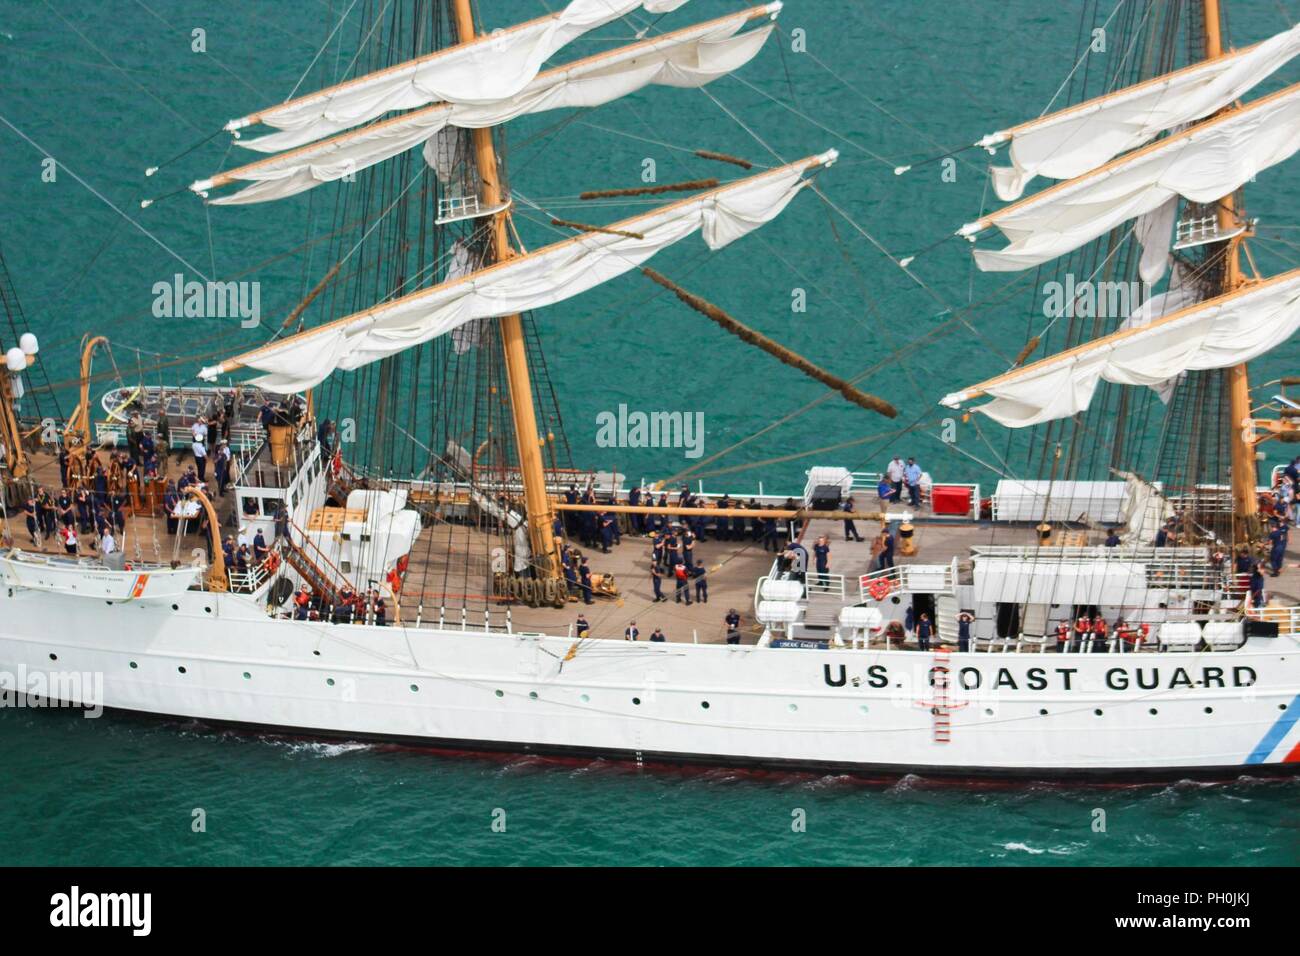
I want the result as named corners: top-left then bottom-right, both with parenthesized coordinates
top-left (198, 151), bottom-right (837, 392)
top-left (229, 0), bottom-right (691, 153)
top-left (980, 23), bottom-right (1300, 200)
top-left (959, 83), bottom-right (1300, 272)
top-left (940, 269), bottom-right (1300, 428)
top-left (196, 5), bottom-right (780, 206)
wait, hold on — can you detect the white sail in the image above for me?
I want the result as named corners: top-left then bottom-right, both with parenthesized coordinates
top-left (981, 23), bottom-right (1300, 200)
top-left (199, 150), bottom-right (837, 392)
top-left (940, 268), bottom-right (1300, 428)
top-left (196, 5), bottom-right (780, 205)
top-left (229, 0), bottom-right (691, 153)
top-left (959, 83), bottom-right (1300, 273)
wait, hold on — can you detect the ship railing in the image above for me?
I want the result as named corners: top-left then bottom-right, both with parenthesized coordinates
top-left (1244, 604), bottom-right (1300, 637)
top-left (805, 572), bottom-right (845, 599)
top-left (858, 557), bottom-right (958, 601)
top-left (227, 563), bottom-right (269, 593)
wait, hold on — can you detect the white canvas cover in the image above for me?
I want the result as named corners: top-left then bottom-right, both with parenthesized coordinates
top-left (941, 269), bottom-right (1300, 428)
top-left (960, 83), bottom-right (1300, 272)
top-left (199, 151), bottom-right (836, 392)
top-left (990, 479), bottom-right (1135, 524)
top-left (982, 23), bottom-right (1300, 200)
top-left (200, 7), bottom-right (777, 205)
top-left (231, 0), bottom-right (691, 152)
top-left (973, 556), bottom-right (1147, 606)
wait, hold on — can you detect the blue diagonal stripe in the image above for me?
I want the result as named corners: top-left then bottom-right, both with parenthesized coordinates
top-left (1245, 694), bottom-right (1300, 765)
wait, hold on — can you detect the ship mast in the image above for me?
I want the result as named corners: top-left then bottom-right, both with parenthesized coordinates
top-left (449, 0), bottom-right (559, 580)
top-left (1204, 0), bottom-right (1260, 542)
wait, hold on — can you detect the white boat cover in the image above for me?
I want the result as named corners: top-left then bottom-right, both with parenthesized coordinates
top-left (202, 7), bottom-right (777, 205)
top-left (199, 151), bottom-right (836, 392)
top-left (960, 83), bottom-right (1300, 272)
top-left (233, 0), bottom-right (691, 152)
top-left (942, 269), bottom-right (1300, 427)
top-left (982, 23), bottom-right (1300, 200)
top-left (973, 556), bottom-right (1148, 606)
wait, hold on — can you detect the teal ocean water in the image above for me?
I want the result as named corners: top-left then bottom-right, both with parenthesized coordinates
top-left (2, 0), bottom-right (1300, 865)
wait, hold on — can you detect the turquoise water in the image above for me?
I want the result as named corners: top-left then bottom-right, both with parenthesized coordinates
top-left (2, 0), bottom-right (1300, 865)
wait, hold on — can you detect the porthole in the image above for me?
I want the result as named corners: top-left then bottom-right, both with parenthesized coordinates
top-left (632, 697), bottom-right (641, 706)
top-left (1094, 708), bottom-right (1103, 716)
top-left (701, 701), bottom-right (710, 709)
top-left (579, 694), bottom-right (590, 704)
top-left (1204, 706), bottom-right (1214, 714)
top-left (1039, 708), bottom-right (1049, 716)
top-left (178, 666), bottom-right (187, 674)
top-left (1280, 704), bottom-right (1288, 711)
top-left (529, 691), bottom-right (538, 700)
top-left (312, 650), bottom-right (321, 656)
top-left (48, 653), bottom-right (57, 661)
top-left (859, 705), bottom-right (869, 714)
top-left (129, 661), bottom-right (138, 669)
top-left (984, 708), bottom-right (994, 716)
top-left (495, 689), bottom-right (504, 698)
top-left (788, 703), bottom-right (798, 713)
top-left (204, 607), bottom-right (212, 614)
top-left (410, 684), bottom-right (419, 693)
top-left (105, 601), bottom-right (113, 606)
top-left (171, 604), bottom-right (179, 611)
top-left (1149, 708), bottom-right (1158, 716)
top-left (326, 678), bottom-right (335, 687)
top-left (243, 672), bottom-right (251, 680)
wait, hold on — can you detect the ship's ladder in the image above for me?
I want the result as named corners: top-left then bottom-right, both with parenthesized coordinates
top-left (931, 648), bottom-right (952, 744)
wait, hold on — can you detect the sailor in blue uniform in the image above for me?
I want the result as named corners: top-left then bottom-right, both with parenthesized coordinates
top-left (725, 608), bottom-right (742, 645)
top-left (578, 557), bottom-right (594, 605)
top-left (842, 496), bottom-right (863, 541)
top-left (650, 563), bottom-right (665, 602)
top-left (599, 511), bottom-right (615, 553)
top-left (716, 494), bottom-right (732, 541)
top-left (649, 628), bottom-right (666, 643)
top-left (878, 527), bottom-right (896, 570)
top-left (624, 622), bottom-right (639, 641)
top-left (693, 566), bottom-right (708, 604)
top-left (575, 614), bottom-right (590, 639)
top-left (22, 494), bottom-right (38, 546)
top-left (813, 535), bottom-right (831, 576)
top-left (1268, 519), bottom-right (1289, 576)
top-left (957, 611), bottom-right (973, 653)
top-left (628, 486), bottom-right (643, 534)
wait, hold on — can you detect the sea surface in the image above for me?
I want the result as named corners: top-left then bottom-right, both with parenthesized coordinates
top-left (2, 0), bottom-right (1300, 865)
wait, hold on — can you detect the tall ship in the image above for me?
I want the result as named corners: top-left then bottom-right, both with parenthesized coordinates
top-left (3, 0), bottom-right (1300, 779)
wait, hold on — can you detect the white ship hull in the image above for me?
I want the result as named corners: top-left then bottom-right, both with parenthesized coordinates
top-left (3, 585), bottom-right (1299, 779)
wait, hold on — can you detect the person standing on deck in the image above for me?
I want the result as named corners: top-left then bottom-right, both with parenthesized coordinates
top-left (21, 494), bottom-right (37, 546)
top-left (716, 494), bottom-right (732, 541)
top-left (36, 486), bottom-right (56, 540)
top-left (75, 486), bottom-right (93, 534)
top-left (693, 566), bottom-right (708, 604)
top-left (649, 627), bottom-right (666, 643)
top-left (877, 526), bottom-right (896, 571)
top-left (725, 608), bottom-right (742, 645)
top-left (762, 515), bottom-right (780, 552)
top-left (59, 524), bottom-right (78, 556)
top-left (1268, 519), bottom-right (1288, 577)
top-left (682, 527), bottom-right (696, 570)
top-left (1250, 565), bottom-right (1267, 607)
top-left (673, 561), bottom-right (691, 605)
top-left (1054, 620), bottom-right (1070, 653)
top-left (650, 563), bottom-right (665, 602)
top-left (663, 529), bottom-right (680, 570)
top-left (1105, 527), bottom-right (1121, 547)
top-left (575, 614), bottom-right (590, 639)
top-left (916, 612), bottom-right (932, 651)
top-left (253, 529), bottom-right (270, 566)
top-left (886, 457), bottom-right (905, 502)
top-left (876, 475), bottom-right (893, 507)
top-left (628, 486), bottom-right (643, 535)
top-left (957, 610), bottom-right (973, 653)
top-left (624, 622), bottom-right (639, 642)
top-left (842, 497), bottom-right (864, 542)
top-left (214, 440), bottom-right (232, 495)
top-left (813, 535), bottom-right (830, 578)
top-left (57, 488), bottom-right (74, 531)
top-left (564, 553), bottom-right (579, 599)
top-left (578, 557), bottom-right (594, 605)
top-left (191, 418), bottom-right (209, 483)
top-left (904, 458), bottom-right (922, 509)
top-left (599, 511), bottom-right (615, 553)
top-left (273, 503), bottom-right (291, 551)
